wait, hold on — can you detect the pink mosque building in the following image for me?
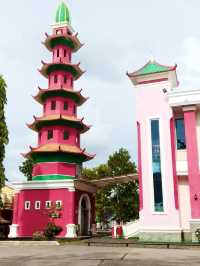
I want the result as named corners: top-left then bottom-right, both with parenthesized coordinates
top-left (126, 60), bottom-right (200, 242)
top-left (8, 2), bottom-right (200, 243)
top-left (9, 2), bottom-right (96, 238)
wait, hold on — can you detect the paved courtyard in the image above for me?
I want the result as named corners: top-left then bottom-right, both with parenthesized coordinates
top-left (0, 244), bottom-right (200, 266)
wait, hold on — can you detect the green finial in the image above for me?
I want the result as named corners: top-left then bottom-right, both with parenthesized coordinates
top-left (55, 1), bottom-right (71, 25)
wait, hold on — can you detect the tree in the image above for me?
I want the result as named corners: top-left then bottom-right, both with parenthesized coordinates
top-left (0, 76), bottom-right (8, 190)
top-left (83, 148), bottom-right (139, 223)
top-left (19, 158), bottom-right (34, 181)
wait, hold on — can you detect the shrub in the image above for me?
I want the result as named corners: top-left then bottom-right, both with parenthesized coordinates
top-left (43, 222), bottom-right (62, 240)
top-left (32, 231), bottom-right (46, 241)
top-left (195, 228), bottom-right (200, 243)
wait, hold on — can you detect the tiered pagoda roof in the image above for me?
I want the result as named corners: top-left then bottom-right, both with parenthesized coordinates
top-left (39, 61), bottom-right (84, 80)
top-left (23, 144), bottom-right (94, 162)
top-left (33, 87), bottom-right (88, 106)
top-left (23, 1), bottom-right (94, 171)
top-left (44, 32), bottom-right (83, 53)
top-left (27, 114), bottom-right (90, 134)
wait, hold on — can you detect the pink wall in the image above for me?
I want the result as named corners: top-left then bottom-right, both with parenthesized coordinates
top-left (16, 189), bottom-right (76, 237)
top-left (52, 45), bottom-right (71, 64)
top-left (49, 71), bottom-right (73, 89)
top-left (53, 26), bottom-right (72, 37)
top-left (44, 96), bottom-right (76, 116)
top-left (32, 162), bottom-right (76, 177)
top-left (137, 122), bottom-right (143, 210)
top-left (184, 110), bottom-right (200, 219)
top-left (136, 82), bottom-right (180, 229)
top-left (170, 117), bottom-right (179, 209)
top-left (14, 189), bottom-right (96, 237)
top-left (38, 125), bottom-right (79, 146)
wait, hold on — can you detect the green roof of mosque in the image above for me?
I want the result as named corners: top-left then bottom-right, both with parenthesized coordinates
top-left (55, 2), bottom-right (71, 24)
top-left (129, 60), bottom-right (176, 77)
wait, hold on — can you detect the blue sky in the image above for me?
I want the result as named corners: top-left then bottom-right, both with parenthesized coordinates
top-left (1, 0), bottom-right (200, 181)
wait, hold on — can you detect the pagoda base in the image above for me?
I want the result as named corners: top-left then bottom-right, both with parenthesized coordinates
top-left (65, 224), bottom-right (77, 238)
top-left (10, 180), bottom-right (96, 238)
top-left (8, 224), bottom-right (19, 238)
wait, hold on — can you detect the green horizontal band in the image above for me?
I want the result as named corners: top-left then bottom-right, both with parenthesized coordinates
top-left (33, 174), bottom-right (75, 181)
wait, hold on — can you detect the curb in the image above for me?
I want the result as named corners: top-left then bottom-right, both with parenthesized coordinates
top-left (0, 241), bottom-right (59, 246)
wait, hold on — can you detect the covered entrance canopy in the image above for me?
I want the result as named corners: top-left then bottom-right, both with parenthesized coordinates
top-left (75, 173), bottom-right (138, 193)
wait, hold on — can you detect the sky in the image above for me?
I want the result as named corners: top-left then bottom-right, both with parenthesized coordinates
top-left (1, 0), bottom-right (200, 182)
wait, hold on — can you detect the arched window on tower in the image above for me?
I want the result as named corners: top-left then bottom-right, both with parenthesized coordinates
top-left (63, 131), bottom-right (69, 140)
top-left (64, 49), bottom-right (67, 57)
top-left (47, 130), bottom-right (53, 140)
top-left (51, 101), bottom-right (56, 110)
top-left (64, 75), bottom-right (67, 84)
top-left (64, 101), bottom-right (68, 110)
top-left (57, 49), bottom-right (60, 57)
top-left (54, 75), bottom-right (58, 84)
top-left (73, 105), bottom-right (76, 115)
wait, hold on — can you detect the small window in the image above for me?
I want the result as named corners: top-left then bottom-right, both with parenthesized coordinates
top-left (35, 201), bottom-right (41, 210)
top-left (175, 118), bottom-right (186, 150)
top-left (67, 30), bottom-right (72, 35)
top-left (24, 201), bottom-right (30, 210)
top-left (64, 102), bottom-right (68, 110)
top-left (56, 201), bottom-right (62, 209)
top-left (64, 49), bottom-right (67, 57)
top-left (47, 130), bottom-right (53, 140)
top-left (39, 132), bottom-right (42, 141)
top-left (73, 105), bottom-right (76, 115)
top-left (57, 49), bottom-right (59, 57)
top-left (54, 75), bottom-right (58, 84)
top-left (45, 201), bottom-right (51, 209)
top-left (56, 29), bottom-right (62, 35)
top-left (64, 76), bottom-right (67, 84)
top-left (51, 101), bottom-right (56, 110)
top-left (63, 131), bottom-right (69, 140)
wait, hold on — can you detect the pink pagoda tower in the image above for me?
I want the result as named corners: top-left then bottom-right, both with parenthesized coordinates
top-left (9, 2), bottom-right (96, 238)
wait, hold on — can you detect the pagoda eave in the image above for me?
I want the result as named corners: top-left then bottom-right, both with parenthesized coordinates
top-left (27, 115), bottom-right (90, 134)
top-left (43, 34), bottom-right (83, 53)
top-left (127, 60), bottom-right (177, 78)
top-left (39, 62), bottom-right (84, 80)
top-left (33, 87), bottom-right (87, 106)
top-left (23, 144), bottom-right (94, 162)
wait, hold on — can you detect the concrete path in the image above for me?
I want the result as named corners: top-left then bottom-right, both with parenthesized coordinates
top-left (0, 244), bottom-right (200, 265)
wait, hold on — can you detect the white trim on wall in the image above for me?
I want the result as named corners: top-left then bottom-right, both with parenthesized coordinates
top-left (35, 201), bottom-right (41, 210)
top-left (12, 180), bottom-right (75, 191)
top-left (147, 116), bottom-right (167, 215)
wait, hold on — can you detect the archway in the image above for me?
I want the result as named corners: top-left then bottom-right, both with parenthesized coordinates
top-left (78, 194), bottom-right (91, 236)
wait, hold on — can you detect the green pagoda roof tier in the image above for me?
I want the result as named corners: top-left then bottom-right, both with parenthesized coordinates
top-left (33, 87), bottom-right (88, 106)
top-left (39, 61), bottom-right (84, 80)
top-left (23, 143), bottom-right (95, 162)
top-left (127, 59), bottom-right (177, 77)
top-left (43, 33), bottom-right (83, 53)
top-left (55, 2), bottom-right (71, 25)
top-left (27, 114), bottom-right (90, 134)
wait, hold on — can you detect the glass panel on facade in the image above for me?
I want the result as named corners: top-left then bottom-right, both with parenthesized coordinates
top-left (175, 118), bottom-right (186, 150)
top-left (151, 119), bottom-right (164, 212)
